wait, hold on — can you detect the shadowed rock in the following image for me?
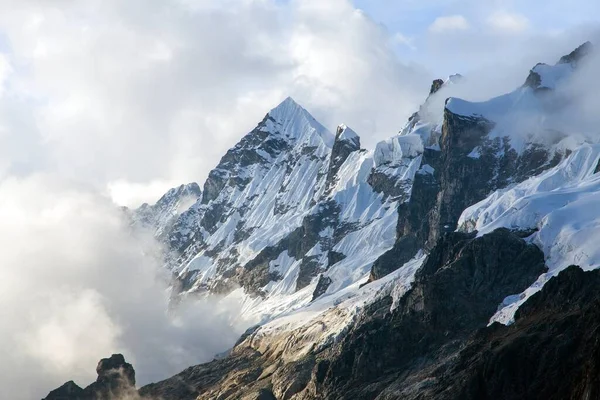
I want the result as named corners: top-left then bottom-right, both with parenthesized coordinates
top-left (43, 354), bottom-right (136, 400)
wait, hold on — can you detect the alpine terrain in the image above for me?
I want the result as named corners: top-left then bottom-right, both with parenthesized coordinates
top-left (44, 42), bottom-right (600, 400)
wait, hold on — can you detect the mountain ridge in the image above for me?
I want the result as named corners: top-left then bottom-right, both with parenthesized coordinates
top-left (45, 41), bottom-right (600, 400)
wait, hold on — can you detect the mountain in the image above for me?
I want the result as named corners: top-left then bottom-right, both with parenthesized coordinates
top-left (138, 95), bottom-right (423, 326)
top-left (46, 42), bottom-right (600, 400)
top-left (131, 183), bottom-right (201, 239)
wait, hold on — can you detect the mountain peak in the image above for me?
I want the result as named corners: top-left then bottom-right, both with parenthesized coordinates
top-left (267, 96), bottom-right (304, 121)
top-left (559, 41), bottom-right (593, 65)
top-left (522, 41), bottom-right (593, 90)
top-left (264, 97), bottom-right (334, 147)
top-left (335, 124), bottom-right (360, 145)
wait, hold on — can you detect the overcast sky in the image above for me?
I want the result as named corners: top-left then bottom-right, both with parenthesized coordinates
top-left (0, 0), bottom-right (597, 206)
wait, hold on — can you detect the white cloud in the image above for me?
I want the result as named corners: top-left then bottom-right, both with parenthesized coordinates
top-left (428, 15), bottom-right (470, 33)
top-left (107, 179), bottom-right (184, 207)
top-left (0, 174), bottom-right (251, 399)
top-left (487, 10), bottom-right (530, 34)
top-left (391, 32), bottom-right (416, 50)
top-left (0, 0), bottom-right (431, 202)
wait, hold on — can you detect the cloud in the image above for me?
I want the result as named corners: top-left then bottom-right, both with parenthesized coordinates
top-left (0, 0), bottom-right (432, 206)
top-left (487, 11), bottom-right (530, 34)
top-left (107, 179), bottom-right (185, 208)
top-left (428, 15), bottom-right (470, 33)
top-left (391, 32), bottom-right (416, 50)
top-left (0, 175), bottom-right (251, 400)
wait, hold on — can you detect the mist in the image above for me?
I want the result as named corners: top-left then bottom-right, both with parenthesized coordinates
top-left (0, 175), bottom-right (251, 400)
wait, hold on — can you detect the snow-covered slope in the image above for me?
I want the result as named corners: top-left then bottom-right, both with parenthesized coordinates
top-left (459, 144), bottom-right (600, 324)
top-left (136, 97), bottom-right (425, 327)
top-left (137, 41), bottom-right (594, 345)
top-left (446, 42), bottom-right (592, 154)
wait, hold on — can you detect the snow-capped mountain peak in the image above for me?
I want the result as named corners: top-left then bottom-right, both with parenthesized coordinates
top-left (524, 41), bottom-right (593, 91)
top-left (335, 124), bottom-right (359, 143)
top-left (264, 96), bottom-right (334, 148)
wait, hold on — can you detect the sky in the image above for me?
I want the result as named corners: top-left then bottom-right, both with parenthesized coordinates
top-left (0, 0), bottom-right (596, 207)
top-left (0, 1), bottom-right (598, 398)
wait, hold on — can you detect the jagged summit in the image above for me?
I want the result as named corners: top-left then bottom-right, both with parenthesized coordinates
top-left (523, 41), bottom-right (593, 90)
top-left (559, 41), bottom-right (593, 65)
top-left (155, 183), bottom-right (201, 206)
top-left (335, 124), bottom-right (360, 145)
top-left (265, 96), bottom-right (334, 147)
top-left (443, 42), bottom-right (595, 154)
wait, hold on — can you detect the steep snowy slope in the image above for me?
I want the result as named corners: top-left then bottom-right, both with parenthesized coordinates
top-left (459, 144), bottom-right (600, 324)
top-left (136, 43), bottom-right (592, 331)
top-left (138, 97), bottom-right (425, 327)
top-left (228, 42), bottom-right (594, 361)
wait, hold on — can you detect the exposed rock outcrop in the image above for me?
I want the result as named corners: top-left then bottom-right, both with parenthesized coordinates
top-left (315, 228), bottom-right (546, 399)
top-left (44, 354), bottom-right (136, 400)
top-left (429, 78), bottom-right (444, 96)
top-left (325, 125), bottom-right (361, 194)
top-left (395, 266), bottom-right (600, 400)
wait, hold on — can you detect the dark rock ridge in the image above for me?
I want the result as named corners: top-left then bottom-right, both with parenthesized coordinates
top-left (427, 110), bottom-right (564, 247)
top-left (369, 108), bottom-right (563, 281)
top-left (385, 265), bottom-right (600, 400)
top-left (312, 228), bottom-right (546, 399)
top-left (44, 354), bottom-right (136, 400)
top-left (325, 125), bottom-right (361, 194)
top-left (46, 263), bottom-right (600, 400)
top-left (559, 41), bottom-right (593, 65)
top-left (85, 228), bottom-right (546, 399)
top-left (429, 78), bottom-right (444, 95)
top-left (370, 146), bottom-right (440, 280)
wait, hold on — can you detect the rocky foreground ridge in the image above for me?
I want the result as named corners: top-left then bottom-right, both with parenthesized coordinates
top-left (44, 256), bottom-right (600, 400)
top-left (44, 42), bottom-right (600, 399)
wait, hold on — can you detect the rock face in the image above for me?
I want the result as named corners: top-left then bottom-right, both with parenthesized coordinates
top-left (313, 229), bottom-right (547, 399)
top-left (398, 266), bottom-right (600, 400)
top-left (135, 229), bottom-right (547, 399)
top-left (429, 78), bottom-right (444, 95)
top-left (324, 125), bottom-right (361, 194)
top-left (46, 264), bottom-right (600, 400)
top-left (559, 40), bottom-right (593, 65)
top-left (44, 354), bottom-right (136, 400)
top-left (369, 45), bottom-right (584, 281)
